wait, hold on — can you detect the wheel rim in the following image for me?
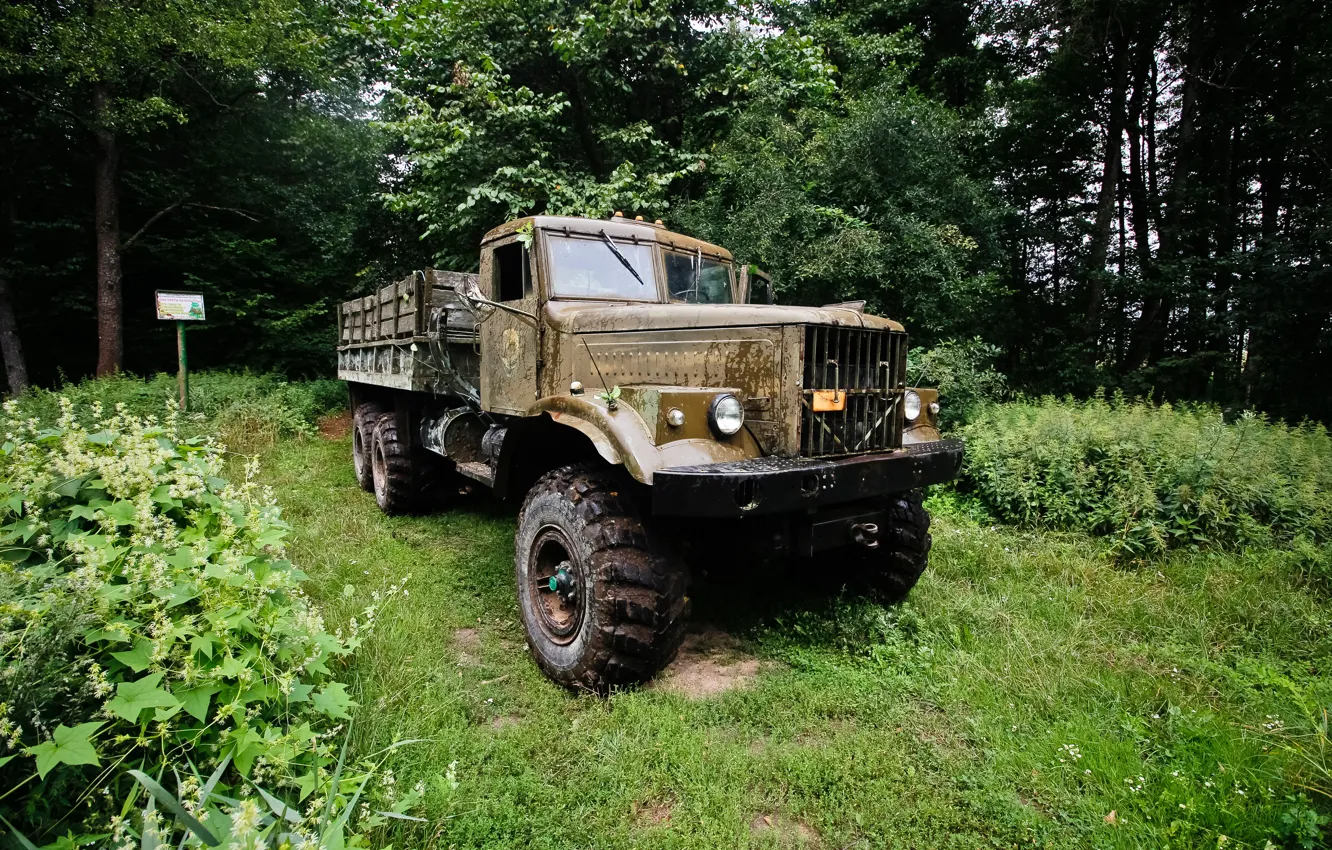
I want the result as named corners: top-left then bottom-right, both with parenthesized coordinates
top-left (353, 425), bottom-right (366, 474)
top-left (372, 437), bottom-right (387, 500)
top-left (528, 526), bottom-right (586, 645)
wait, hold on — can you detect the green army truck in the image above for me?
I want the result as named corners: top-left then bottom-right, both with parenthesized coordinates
top-left (336, 213), bottom-right (963, 693)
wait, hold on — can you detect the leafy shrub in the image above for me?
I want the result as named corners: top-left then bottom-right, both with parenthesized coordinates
top-left (960, 395), bottom-right (1332, 559)
top-left (0, 398), bottom-right (396, 841)
top-left (9, 373), bottom-right (345, 446)
top-left (908, 337), bottom-right (1007, 428)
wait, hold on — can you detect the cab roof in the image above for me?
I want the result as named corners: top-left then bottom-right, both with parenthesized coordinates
top-left (482, 215), bottom-right (733, 263)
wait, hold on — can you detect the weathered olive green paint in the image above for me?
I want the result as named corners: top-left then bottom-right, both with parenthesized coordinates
top-left (526, 393), bottom-right (760, 484)
top-left (341, 215), bottom-right (929, 485)
top-left (902, 387), bottom-right (943, 445)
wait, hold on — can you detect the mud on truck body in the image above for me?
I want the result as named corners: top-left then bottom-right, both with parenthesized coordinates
top-left (337, 214), bottom-right (963, 692)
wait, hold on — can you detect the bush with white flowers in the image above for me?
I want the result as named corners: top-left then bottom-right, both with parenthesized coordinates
top-left (0, 399), bottom-right (409, 845)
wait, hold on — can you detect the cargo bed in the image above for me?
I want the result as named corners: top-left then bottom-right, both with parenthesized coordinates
top-left (336, 269), bottom-right (482, 396)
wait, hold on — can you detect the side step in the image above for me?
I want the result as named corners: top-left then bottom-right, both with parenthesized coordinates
top-left (455, 461), bottom-right (495, 488)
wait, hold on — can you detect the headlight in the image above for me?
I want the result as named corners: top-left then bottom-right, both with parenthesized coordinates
top-left (709, 394), bottom-right (744, 436)
top-left (904, 390), bottom-right (922, 422)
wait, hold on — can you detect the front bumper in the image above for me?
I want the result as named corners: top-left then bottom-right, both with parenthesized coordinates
top-left (651, 439), bottom-right (964, 518)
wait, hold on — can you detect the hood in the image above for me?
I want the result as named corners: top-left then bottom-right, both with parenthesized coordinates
top-left (544, 301), bottom-right (905, 335)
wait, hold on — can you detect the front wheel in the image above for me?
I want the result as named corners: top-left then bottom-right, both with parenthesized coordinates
top-left (515, 465), bottom-right (687, 693)
top-left (819, 491), bottom-right (933, 602)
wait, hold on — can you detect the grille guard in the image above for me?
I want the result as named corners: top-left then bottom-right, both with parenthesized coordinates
top-left (800, 324), bottom-right (908, 456)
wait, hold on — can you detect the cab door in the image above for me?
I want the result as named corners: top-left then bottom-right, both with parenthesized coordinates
top-left (479, 235), bottom-right (541, 415)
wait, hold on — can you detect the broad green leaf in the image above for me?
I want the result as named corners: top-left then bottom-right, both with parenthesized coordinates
top-left (85, 430), bottom-right (117, 446)
top-left (1, 518), bottom-right (39, 544)
top-left (295, 770), bottom-right (319, 801)
top-left (190, 632), bottom-right (215, 659)
top-left (179, 685), bottom-right (221, 721)
top-left (102, 501), bottom-right (137, 526)
top-left (238, 682), bottom-right (276, 705)
top-left (52, 475), bottom-right (91, 498)
top-left (248, 780), bottom-right (301, 824)
top-left (310, 683), bottom-right (355, 720)
top-left (216, 654), bottom-right (250, 680)
top-left (287, 682), bottom-right (313, 703)
top-left (153, 581), bottom-right (198, 608)
top-left (111, 638), bottom-right (154, 672)
top-left (165, 549), bottom-right (198, 570)
top-left (25, 722), bottom-right (101, 779)
top-left (229, 726), bottom-right (266, 775)
top-left (85, 620), bottom-right (140, 644)
top-left (153, 703), bottom-right (183, 722)
top-left (106, 673), bottom-right (180, 723)
top-left (68, 504), bottom-right (100, 523)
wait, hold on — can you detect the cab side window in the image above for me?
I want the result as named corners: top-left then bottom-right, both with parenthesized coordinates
top-left (493, 241), bottom-right (532, 301)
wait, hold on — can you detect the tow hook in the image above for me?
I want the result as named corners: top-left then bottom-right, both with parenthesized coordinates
top-left (850, 522), bottom-right (880, 549)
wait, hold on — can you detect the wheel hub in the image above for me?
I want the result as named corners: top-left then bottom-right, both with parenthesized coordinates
top-left (547, 564), bottom-right (578, 601)
top-left (530, 528), bottom-right (586, 644)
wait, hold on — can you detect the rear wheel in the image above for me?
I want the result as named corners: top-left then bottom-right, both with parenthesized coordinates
top-left (515, 464), bottom-right (687, 693)
top-left (352, 403), bottom-right (384, 492)
top-left (371, 413), bottom-right (417, 515)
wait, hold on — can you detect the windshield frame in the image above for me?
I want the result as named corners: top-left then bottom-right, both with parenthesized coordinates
top-left (662, 246), bottom-right (736, 305)
top-left (541, 231), bottom-right (662, 303)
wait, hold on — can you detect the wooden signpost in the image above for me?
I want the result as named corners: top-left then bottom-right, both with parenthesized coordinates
top-left (154, 291), bottom-right (206, 411)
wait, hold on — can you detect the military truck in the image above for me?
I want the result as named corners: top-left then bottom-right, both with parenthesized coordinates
top-left (336, 214), bottom-right (963, 692)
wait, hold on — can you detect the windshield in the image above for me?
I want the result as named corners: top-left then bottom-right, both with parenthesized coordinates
top-left (547, 234), bottom-right (657, 300)
top-left (665, 250), bottom-right (733, 304)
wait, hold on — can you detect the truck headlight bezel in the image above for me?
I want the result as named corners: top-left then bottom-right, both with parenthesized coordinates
top-left (709, 393), bottom-right (745, 436)
top-left (904, 390), bottom-right (922, 422)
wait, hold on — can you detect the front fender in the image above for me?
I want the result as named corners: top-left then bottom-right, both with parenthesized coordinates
top-left (528, 395), bottom-right (757, 484)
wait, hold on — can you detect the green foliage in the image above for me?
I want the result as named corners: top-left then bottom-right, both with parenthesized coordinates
top-left (908, 337), bottom-right (1007, 427)
top-left (7, 372), bottom-right (344, 448)
top-left (251, 433), bottom-right (1332, 849)
top-left (0, 399), bottom-right (392, 839)
top-left (677, 87), bottom-right (1005, 342)
top-left (961, 395), bottom-right (1332, 559)
top-left (372, 0), bottom-right (837, 267)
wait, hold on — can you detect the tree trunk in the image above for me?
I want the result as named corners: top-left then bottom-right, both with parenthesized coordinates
top-left (0, 270), bottom-right (27, 396)
top-left (0, 192), bottom-right (28, 395)
top-left (94, 82), bottom-right (123, 376)
top-left (1084, 27), bottom-right (1129, 339)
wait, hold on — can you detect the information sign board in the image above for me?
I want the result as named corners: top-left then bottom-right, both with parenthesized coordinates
top-left (155, 291), bottom-right (206, 321)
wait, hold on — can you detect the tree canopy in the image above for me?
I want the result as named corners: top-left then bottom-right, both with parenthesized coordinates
top-left (1, 0), bottom-right (1329, 422)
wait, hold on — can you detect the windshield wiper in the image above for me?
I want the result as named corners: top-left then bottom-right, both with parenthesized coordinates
top-left (598, 229), bottom-right (646, 287)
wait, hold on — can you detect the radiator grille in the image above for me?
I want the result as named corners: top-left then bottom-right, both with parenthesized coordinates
top-left (800, 325), bottom-right (907, 457)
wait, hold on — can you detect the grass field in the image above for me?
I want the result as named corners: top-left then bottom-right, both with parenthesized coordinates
top-left (260, 426), bottom-right (1331, 849)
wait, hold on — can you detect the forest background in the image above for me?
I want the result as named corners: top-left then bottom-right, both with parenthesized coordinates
top-left (2, 0), bottom-right (1329, 425)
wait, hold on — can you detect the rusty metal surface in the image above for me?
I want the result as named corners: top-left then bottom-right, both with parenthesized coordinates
top-left (528, 394), bottom-right (759, 484)
top-left (543, 301), bottom-right (905, 334)
top-left (338, 216), bottom-right (959, 493)
top-left (901, 387), bottom-right (943, 444)
top-left (480, 231), bottom-right (542, 414)
top-left (799, 324), bottom-right (907, 456)
top-left (651, 439), bottom-right (965, 517)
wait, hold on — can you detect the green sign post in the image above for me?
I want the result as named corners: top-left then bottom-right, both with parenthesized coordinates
top-left (155, 291), bottom-right (206, 411)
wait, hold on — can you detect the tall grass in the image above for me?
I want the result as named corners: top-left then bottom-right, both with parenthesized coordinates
top-left (5, 371), bottom-right (346, 452)
top-left (961, 395), bottom-right (1332, 561)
